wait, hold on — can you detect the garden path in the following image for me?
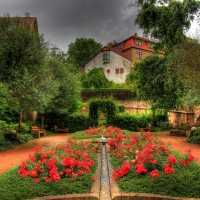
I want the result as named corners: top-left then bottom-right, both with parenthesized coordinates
top-left (0, 132), bottom-right (200, 175)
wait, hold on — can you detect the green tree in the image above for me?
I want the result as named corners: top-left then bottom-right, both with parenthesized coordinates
top-left (169, 36), bottom-right (200, 110)
top-left (67, 38), bottom-right (102, 70)
top-left (0, 13), bottom-right (58, 131)
top-left (134, 55), bottom-right (183, 124)
top-left (45, 58), bottom-right (81, 114)
top-left (170, 36), bottom-right (200, 89)
top-left (0, 83), bottom-right (18, 121)
top-left (9, 67), bottom-right (59, 132)
top-left (132, 0), bottom-right (200, 51)
top-left (48, 44), bottom-right (68, 64)
top-left (0, 13), bottom-right (47, 83)
top-left (80, 68), bottom-right (110, 88)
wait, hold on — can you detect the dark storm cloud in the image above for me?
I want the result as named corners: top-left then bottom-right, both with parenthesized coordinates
top-left (0, 0), bottom-right (141, 51)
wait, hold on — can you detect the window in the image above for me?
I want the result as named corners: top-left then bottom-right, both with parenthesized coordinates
top-left (148, 42), bottom-right (154, 49)
top-left (136, 40), bottom-right (142, 46)
top-left (103, 51), bottom-right (110, 64)
top-left (116, 68), bottom-right (119, 74)
top-left (115, 68), bottom-right (124, 74)
top-left (137, 52), bottom-right (142, 59)
top-left (118, 42), bottom-right (124, 50)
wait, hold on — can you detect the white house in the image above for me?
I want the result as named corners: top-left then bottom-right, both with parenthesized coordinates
top-left (82, 46), bottom-right (133, 83)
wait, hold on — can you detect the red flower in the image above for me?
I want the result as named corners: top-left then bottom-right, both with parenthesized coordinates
top-left (180, 159), bottom-right (187, 167)
top-left (169, 155), bottom-right (177, 164)
top-left (29, 170), bottom-right (38, 178)
top-left (34, 179), bottom-right (40, 183)
top-left (164, 163), bottom-right (175, 175)
top-left (92, 177), bottom-right (95, 182)
top-left (117, 153), bottom-right (123, 158)
top-left (150, 169), bottom-right (159, 178)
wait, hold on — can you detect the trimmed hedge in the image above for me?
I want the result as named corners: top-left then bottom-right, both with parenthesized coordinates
top-left (108, 113), bottom-right (152, 131)
top-left (64, 114), bottom-right (93, 133)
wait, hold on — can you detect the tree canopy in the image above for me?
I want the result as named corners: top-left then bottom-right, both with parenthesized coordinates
top-left (80, 68), bottom-right (110, 88)
top-left (133, 0), bottom-right (200, 51)
top-left (67, 38), bottom-right (102, 70)
top-left (45, 58), bottom-right (81, 114)
top-left (0, 13), bottom-right (47, 83)
top-left (134, 55), bottom-right (183, 111)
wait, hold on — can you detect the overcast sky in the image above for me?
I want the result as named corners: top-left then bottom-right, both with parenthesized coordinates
top-left (0, 0), bottom-right (199, 52)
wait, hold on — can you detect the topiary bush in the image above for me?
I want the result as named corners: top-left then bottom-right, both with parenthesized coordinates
top-left (89, 98), bottom-right (118, 126)
top-left (118, 105), bottom-right (126, 113)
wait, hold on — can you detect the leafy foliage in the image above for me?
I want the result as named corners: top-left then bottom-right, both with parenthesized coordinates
top-left (45, 59), bottom-right (81, 115)
top-left (187, 129), bottom-right (200, 144)
top-left (80, 68), bottom-right (110, 88)
top-left (89, 98), bottom-right (118, 126)
top-left (67, 38), bottom-right (102, 69)
top-left (134, 55), bottom-right (183, 111)
top-left (0, 13), bottom-right (46, 82)
top-left (134, 0), bottom-right (200, 51)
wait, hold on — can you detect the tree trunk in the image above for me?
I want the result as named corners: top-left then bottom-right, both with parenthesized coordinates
top-left (152, 109), bottom-right (156, 126)
top-left (41, 112), bottom-right (44, 129)
top-left (19, 109), bottom-right (23, 133)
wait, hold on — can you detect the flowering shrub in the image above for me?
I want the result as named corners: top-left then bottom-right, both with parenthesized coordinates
top-left (18, 140), bottom-right (99, 183)
top-left (109, 132), bottom-right (195, 181)
top-left (84, 126), bottom-right (125, 138)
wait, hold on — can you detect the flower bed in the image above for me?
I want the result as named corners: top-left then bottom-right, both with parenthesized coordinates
top-left (108, 132), bottom-right (200, 198)
top-left (69, 125), bottom-right (131, 140)
top-left (18, 140), bottom-right (99, 183)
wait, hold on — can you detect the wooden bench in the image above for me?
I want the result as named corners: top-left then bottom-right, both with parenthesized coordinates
top-left (31, 126), bottom-right (46, 138)
top-left (137, 127), bottom-right (149, 132)
top-left (56, 128), bottom-right (69, 133)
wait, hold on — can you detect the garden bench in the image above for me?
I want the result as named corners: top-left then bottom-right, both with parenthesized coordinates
top-left (137, 127), bottom-right (149, 132)
top-left (31, 126), bottom-right (46, 138)
top-left (56, 128), bottom-right (69, 133)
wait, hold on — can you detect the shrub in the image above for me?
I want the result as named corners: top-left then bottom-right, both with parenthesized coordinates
top-left (118, 105), bottom-right (125, 112)
top-left (109, 113), bottom-right (138, 131)
top-left (65, 114), bottom-right (93, 133)
top-left (187, 130), bottom-right (200, 144)
top-left (89, 98), bottom-right (118, 126)
top-left (18, 134), bottom-right (34, 144)
top-left (157, 121), bottom-right (173, 131)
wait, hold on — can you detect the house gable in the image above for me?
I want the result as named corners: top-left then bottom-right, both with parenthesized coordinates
top-left (83, 46), bottom-right (132, 84)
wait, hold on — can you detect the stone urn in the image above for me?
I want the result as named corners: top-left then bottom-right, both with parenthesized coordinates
top-left (191, 127), bottom-right (197, 131)
top-left (10, 130), bottom-right (17, 134)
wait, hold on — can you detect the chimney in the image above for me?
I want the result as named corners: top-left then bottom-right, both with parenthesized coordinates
top-left (25, 13), bottom-right (30, 17)
top-left (134, 33), bottom-right (137, 37)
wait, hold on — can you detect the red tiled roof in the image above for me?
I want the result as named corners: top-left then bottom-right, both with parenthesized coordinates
top-left (112, 34), bottom-right (155, 52)
top-left (103, 46), bottom-right (133, 61)
top-left (19, 17), bottom-right (37, 26)
top-left (82, 46), bottom-right (133, 68)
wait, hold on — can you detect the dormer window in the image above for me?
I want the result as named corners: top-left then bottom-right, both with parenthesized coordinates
top-left (148, 42), bottom-right (154, 49)
top-left (136, 40), bottom-right (142, 46)
top-left (118, 42), bottom-right (124, 50)
top-left (103, 51), bottom-right (110, 64)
